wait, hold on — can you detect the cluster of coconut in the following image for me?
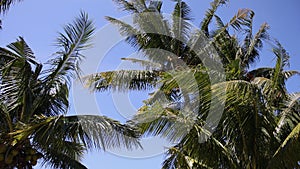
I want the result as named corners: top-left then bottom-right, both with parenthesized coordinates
top-left (0, 142), bottom-right (43, 168)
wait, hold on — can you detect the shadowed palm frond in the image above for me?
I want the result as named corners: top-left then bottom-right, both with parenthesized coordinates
top-left (0, 37), bottom-right (42, 120)
top-left (268, 123), bottom-right (300, 169)
top-left (10, 115), bottom-right (141, 151)
top-left (41, 151), bottom-right (88, 169)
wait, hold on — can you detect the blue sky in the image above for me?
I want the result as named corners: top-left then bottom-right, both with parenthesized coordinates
top-left (1, 0), bottom-right (299, 168)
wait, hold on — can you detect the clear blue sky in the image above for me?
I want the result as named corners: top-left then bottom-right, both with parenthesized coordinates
top-left (1, 0), bottom-right (299, 169)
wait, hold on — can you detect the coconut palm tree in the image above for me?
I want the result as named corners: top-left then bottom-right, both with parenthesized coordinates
top-left (0, 12), bottom-right (140, 169)
top-left (85, 0), bottom-right (300, 168)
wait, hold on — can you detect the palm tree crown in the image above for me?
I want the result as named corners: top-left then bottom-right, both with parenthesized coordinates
top-left (85, 0), bottom-right (300, 168)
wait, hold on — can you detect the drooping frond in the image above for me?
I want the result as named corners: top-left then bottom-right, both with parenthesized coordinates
top-left (105, 16), bottom-right (140, 38)
top-left (10, 115), bottom-right (141, 151)
top-left (38, 139), bottom-right (87, 169)
top-left (41, 150), bottom-right (88, 169)
top-left (282, 70), bottom-right (300, 80)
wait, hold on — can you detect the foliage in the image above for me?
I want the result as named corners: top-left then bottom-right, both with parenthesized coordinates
top-left (0, 12), bottom-right (140, 168)
top-left (85, 0), bottom-right (300, 168)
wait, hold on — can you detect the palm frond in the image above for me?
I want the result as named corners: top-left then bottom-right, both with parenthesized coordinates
top-left (105, 16), bottom-right (140, 38)
top-left (0, 37), bottom-right (40, 117)
top-left (268, 41), bottom-right (290, 100)
top-left (112, 0), bottom-right (143, 13)
top-left (212, 8), bottom-right (254, 43)
top-left (0, 0), bottom-right (23, 14)
top-left (84, 70), bottom-right (160, 92)
top-left (282, 70), bottom-right (300, 80)
top-left (134, 103), bottom-right (197, 143)
top-left (242, 22), bottom-right (269, 67)
top-left (276, 93), bottom-right (300, 133)
top-left (43, 11), bottom-right (95, 86)
top-left (121, 57), bottom-right (163, 70)
top-left (32, 12), bottom-right (95, 117)
top-left (270, 40), bottom-right (290, 85)
top-left (148, 0), bottom-right (162, 12)
top-left (200, 0), bottom-right (228, 35)
top-left (172, 1), bottom-right (192, 43)
top-left (63, 115), bottom-right (141, 150)
top-left (10, 115), bottom-right (141, 151)
top-left (268, 123), bottom-right (300, 169)
top-left (228, 9), bottom-right (254, 31)
top-left (41, 147), bottom-right (88, 169)
top-left (162, 124), bottom-right (238, 169)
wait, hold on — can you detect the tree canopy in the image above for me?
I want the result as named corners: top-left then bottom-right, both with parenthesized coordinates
top-left (85, 0), bottom-right (300, 168)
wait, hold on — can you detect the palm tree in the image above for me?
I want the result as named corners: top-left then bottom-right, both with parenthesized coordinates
top-left (0, 12), bottom-right (140, 169)
top-left (84, 0), bottom-right (300, 168)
